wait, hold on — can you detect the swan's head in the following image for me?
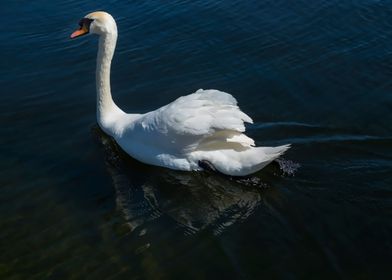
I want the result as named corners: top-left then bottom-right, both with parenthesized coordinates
top-left (70, 11), bottom-right (117, 39)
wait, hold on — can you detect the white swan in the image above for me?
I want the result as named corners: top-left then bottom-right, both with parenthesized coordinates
top-left (70, 11), bottom-right (290, 176)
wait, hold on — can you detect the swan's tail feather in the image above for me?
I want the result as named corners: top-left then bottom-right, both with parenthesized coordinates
top-left (190, 144), bottom-right (291, 176)
top-left (261, 144), bottom-right (291, 157)
top-left (247, 144), bottom-right (291, 174)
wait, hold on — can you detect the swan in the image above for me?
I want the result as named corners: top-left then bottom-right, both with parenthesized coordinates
top-left (70, 11), bottom-right (290, 176)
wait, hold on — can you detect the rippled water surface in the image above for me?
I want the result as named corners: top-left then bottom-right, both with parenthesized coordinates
top-left (1, 0), bottom-right (392, 278)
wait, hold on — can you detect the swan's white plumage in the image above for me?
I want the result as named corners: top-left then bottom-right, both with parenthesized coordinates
top-left (72, 11), bottom-right (290, 176)
top-left (115, 89), bottom-right (290, 176)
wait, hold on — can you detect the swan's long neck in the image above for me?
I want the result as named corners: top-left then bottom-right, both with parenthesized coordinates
top-left (96, 31), bottom-right (119, 129)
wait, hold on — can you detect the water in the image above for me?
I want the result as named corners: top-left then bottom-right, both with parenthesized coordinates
top-left (1, 0), bottom-right (391, 278)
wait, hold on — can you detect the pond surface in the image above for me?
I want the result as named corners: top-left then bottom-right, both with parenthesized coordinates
top-left (1, 0), bottom-right (391, 278)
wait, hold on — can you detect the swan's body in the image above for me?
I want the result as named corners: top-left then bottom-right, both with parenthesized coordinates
top-left (71, 11), bottom-right (290, 176)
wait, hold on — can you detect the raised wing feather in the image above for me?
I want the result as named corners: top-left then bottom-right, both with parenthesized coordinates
top-left (139, 89), bottom-right (253, 137)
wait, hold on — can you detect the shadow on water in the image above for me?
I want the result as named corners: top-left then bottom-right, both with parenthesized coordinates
top-left (91, 125), bottom-right (299, 238)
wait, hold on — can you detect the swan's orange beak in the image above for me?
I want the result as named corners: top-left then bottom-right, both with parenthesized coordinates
top-left (70, 25), bottom-right (89, 39)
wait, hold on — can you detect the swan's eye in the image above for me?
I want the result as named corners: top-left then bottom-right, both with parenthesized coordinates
top-left (78, 18), bottom-right (94, 30)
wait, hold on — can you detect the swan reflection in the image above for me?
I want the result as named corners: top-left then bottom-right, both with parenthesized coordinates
top-left (93, 126), bottom-right (285, 236)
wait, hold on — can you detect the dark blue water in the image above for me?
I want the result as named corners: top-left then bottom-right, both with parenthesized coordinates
top-left (1, 0), bottom-right (392, 278)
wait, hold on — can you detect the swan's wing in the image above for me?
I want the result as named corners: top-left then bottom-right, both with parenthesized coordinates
top-left (138, 89), bottom-right (253, 139)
